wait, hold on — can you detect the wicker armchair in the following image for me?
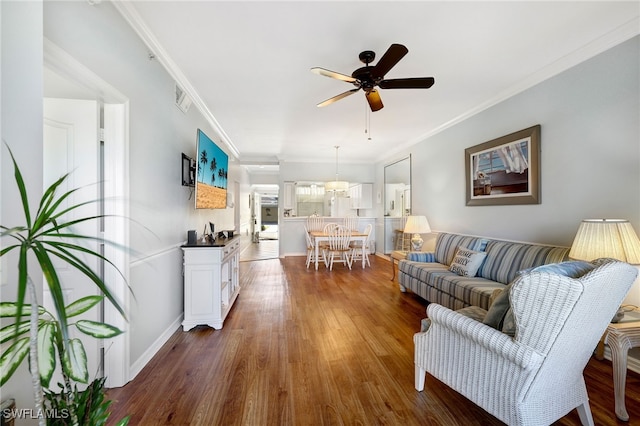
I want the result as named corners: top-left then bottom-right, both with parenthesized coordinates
top-left (414, 260), bottom-right (638, 426)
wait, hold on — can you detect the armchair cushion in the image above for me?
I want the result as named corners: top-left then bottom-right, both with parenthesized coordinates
top-left (483, 260), bottom-right (598, 336)
top-left (420, 305), bottom-right (487, 332)
top-left (448, 246), bottom-right (487, 277)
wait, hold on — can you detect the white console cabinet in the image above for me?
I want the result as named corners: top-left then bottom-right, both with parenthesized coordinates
top-left (182, 237), bottom-right (240, 331)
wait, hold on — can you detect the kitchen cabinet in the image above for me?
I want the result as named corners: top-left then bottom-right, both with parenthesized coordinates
top-left (283, 181), bottom-right (295, 210)
top-left (350, 183), bottom-right (373, 209)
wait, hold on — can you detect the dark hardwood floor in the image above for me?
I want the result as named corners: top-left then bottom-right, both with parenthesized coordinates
top-left (107, 255), bottom-right (640, 425)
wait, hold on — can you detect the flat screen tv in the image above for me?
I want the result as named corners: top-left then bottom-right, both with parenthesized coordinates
top-left (195, 129), bottom-right (228, 209)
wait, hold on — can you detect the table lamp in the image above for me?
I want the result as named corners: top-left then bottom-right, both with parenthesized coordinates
top-left (404, 215), bottom-right (431, 252)
top-left (569, 219), bottom-right (640, 321)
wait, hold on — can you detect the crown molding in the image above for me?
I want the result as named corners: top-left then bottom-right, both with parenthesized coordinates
top-left (378, 17), bottom-right (640, 163)
top-left (112, 1), bottom-right (240, 159)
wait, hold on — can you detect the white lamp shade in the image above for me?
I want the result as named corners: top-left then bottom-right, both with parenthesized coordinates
top-left (403, 215), bottom-right (432, 234)
top-left (569, 219), bottom-right (640, 264)
top-left (325, 180), bottom-right (349, 192)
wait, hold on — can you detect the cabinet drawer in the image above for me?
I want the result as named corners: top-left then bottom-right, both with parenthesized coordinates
top-left (183, 248), bottom-right (224, 264)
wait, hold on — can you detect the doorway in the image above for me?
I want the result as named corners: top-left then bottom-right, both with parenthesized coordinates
top-left (241, 188), bottom-right (279, 261)
top-left (44, 40), bottom-right (130, 388)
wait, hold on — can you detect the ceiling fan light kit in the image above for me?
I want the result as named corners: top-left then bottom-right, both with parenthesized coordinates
top-left (311, 43), bottom-right (435, 112)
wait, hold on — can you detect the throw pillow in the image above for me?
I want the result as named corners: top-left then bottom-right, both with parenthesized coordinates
top-left (518, 260), bottom-right (596, 278)
top-left (448, 246), bottom-right (487, 277)
top-left (486, 260), bottom-right (597, 335)
top-left (483, 283), bottom-right (512, 330)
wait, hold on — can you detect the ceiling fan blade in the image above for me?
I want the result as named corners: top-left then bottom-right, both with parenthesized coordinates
top-left (317, 89), bottom-right (359, 107)
top-left (371, 44), bottom-right (408, 79)
top-left (366, 89), bottom-right (384, 112)
top-left (311, 67), bottom-right (357, 83)
top-left (379, 77), bottom-right (435, 89)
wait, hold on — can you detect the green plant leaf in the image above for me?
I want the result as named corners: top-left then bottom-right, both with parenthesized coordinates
top-left (0, 226), bottom-right (27, 238)
top-left (15, 243), bottom-right (29, 327)
top-left (63, 338), bottom-right (88, 383)
top-left (0, 337), bottom-right (29, 386)
top-left (115, 415), bottom-right (131, 426)
top-left (32, 172), bottom-right (74, 233)
top-left (6, 146), bottom-right (32, 228)
top-left (0, 302), bottom-right (44, 318)
top-left (43, 243), bottom-right (127, 320)
top-left (37, 321), bottom-right (56, 387)
top-left (66, 295), bottom-right (103, 318)
top-left (33, 240), bottom-right (70, 347)
top-left (0, 320), bottom-right (31, 343)
top-left (76, 320), bottom-right (123, 339)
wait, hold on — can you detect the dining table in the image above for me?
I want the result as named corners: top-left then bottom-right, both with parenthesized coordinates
top-left (309, 230), bottom-right (368, 270)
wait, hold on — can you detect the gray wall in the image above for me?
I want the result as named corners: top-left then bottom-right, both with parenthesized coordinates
top-left (375, 35), bottom-right (640, 303)
top-left (41, 1), bottom-right (245, 376)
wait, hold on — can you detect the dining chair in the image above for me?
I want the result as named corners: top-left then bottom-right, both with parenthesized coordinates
top-left (323, 225), bottom-right (352, 270)
top-left (323, 222), bottom-right (339, 234)
top-left (304, 225), bottom-right (317, 269)
top-left (313, 222), bottom-right (337, 255)
top-left (344, 214), bottom-right (359, 232)
top-left (306, 215), bottom-right (324, 232)
top-left (350, 223), bottom-right (372, 267)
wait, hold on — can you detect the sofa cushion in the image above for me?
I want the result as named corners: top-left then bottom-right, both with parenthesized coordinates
top-left (434, 233), bottom-right (489, 266)
top-left (478, 240), bottom-right (570, 284)
top-left (407, 252), bottom-right (435, 262)
top-left (448, 246), bottom-right (487, 277)
top-left (400, 260), bottom-right (504, 309)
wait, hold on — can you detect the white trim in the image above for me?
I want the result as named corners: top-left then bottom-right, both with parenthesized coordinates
top-left (128, 316), bottom-right (182, 381)
top-left (103, 103), bottom-right (131, 388)
top-left (130, 242), bottom-right (185, 268)
top-left (112, 1), bottom-right (240, 159)
top-left (44, 38), bottom-right (127, 104)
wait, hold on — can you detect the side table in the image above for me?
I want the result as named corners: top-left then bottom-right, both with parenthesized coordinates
top-left (390, 250), bottom-right (408, 281)
top-left (595, 309), bottom-right (640, 421)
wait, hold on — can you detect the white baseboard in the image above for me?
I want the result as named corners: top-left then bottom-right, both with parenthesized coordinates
top-left (128, 314), bottom-right (183, 381)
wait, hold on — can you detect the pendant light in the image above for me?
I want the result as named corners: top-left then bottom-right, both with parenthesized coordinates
top-left (325, 146), bottom-right (349, 192)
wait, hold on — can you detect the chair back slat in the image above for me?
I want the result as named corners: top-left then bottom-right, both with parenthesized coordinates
top-left (344, 215), bottom-right (359, 232)
top-left (328, 225), bottom-right (351, 250)
top-left (307, 216), bottom-right (325, 232)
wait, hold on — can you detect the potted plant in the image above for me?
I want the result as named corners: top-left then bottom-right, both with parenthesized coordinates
top-left (0, 146), bottom-right (130, 425)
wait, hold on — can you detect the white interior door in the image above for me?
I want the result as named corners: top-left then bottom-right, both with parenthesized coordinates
top-left (43, 98), bottom-right (101, 382)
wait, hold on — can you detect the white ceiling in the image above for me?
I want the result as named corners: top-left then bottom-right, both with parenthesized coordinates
top-left (116, 1), bottom-right (639, 165)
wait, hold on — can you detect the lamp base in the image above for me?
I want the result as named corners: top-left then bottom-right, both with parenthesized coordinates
top-left (411, 233), bottom-right (424, 252)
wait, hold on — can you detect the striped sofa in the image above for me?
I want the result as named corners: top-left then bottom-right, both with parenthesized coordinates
top-left (398, 232), bottom-right (570, 310)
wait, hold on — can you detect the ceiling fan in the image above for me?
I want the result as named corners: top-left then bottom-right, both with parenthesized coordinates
top-left (311, 43), bottom-right (435, 112)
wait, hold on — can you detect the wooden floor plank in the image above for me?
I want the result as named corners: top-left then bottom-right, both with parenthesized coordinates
top-left (107, 255), bottom-right (640, 425)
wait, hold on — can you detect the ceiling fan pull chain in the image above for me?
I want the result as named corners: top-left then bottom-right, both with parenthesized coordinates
top-left (365, 102), bottom-right (372, 141)
top-left (364, 101), bottom-right (368, 135)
